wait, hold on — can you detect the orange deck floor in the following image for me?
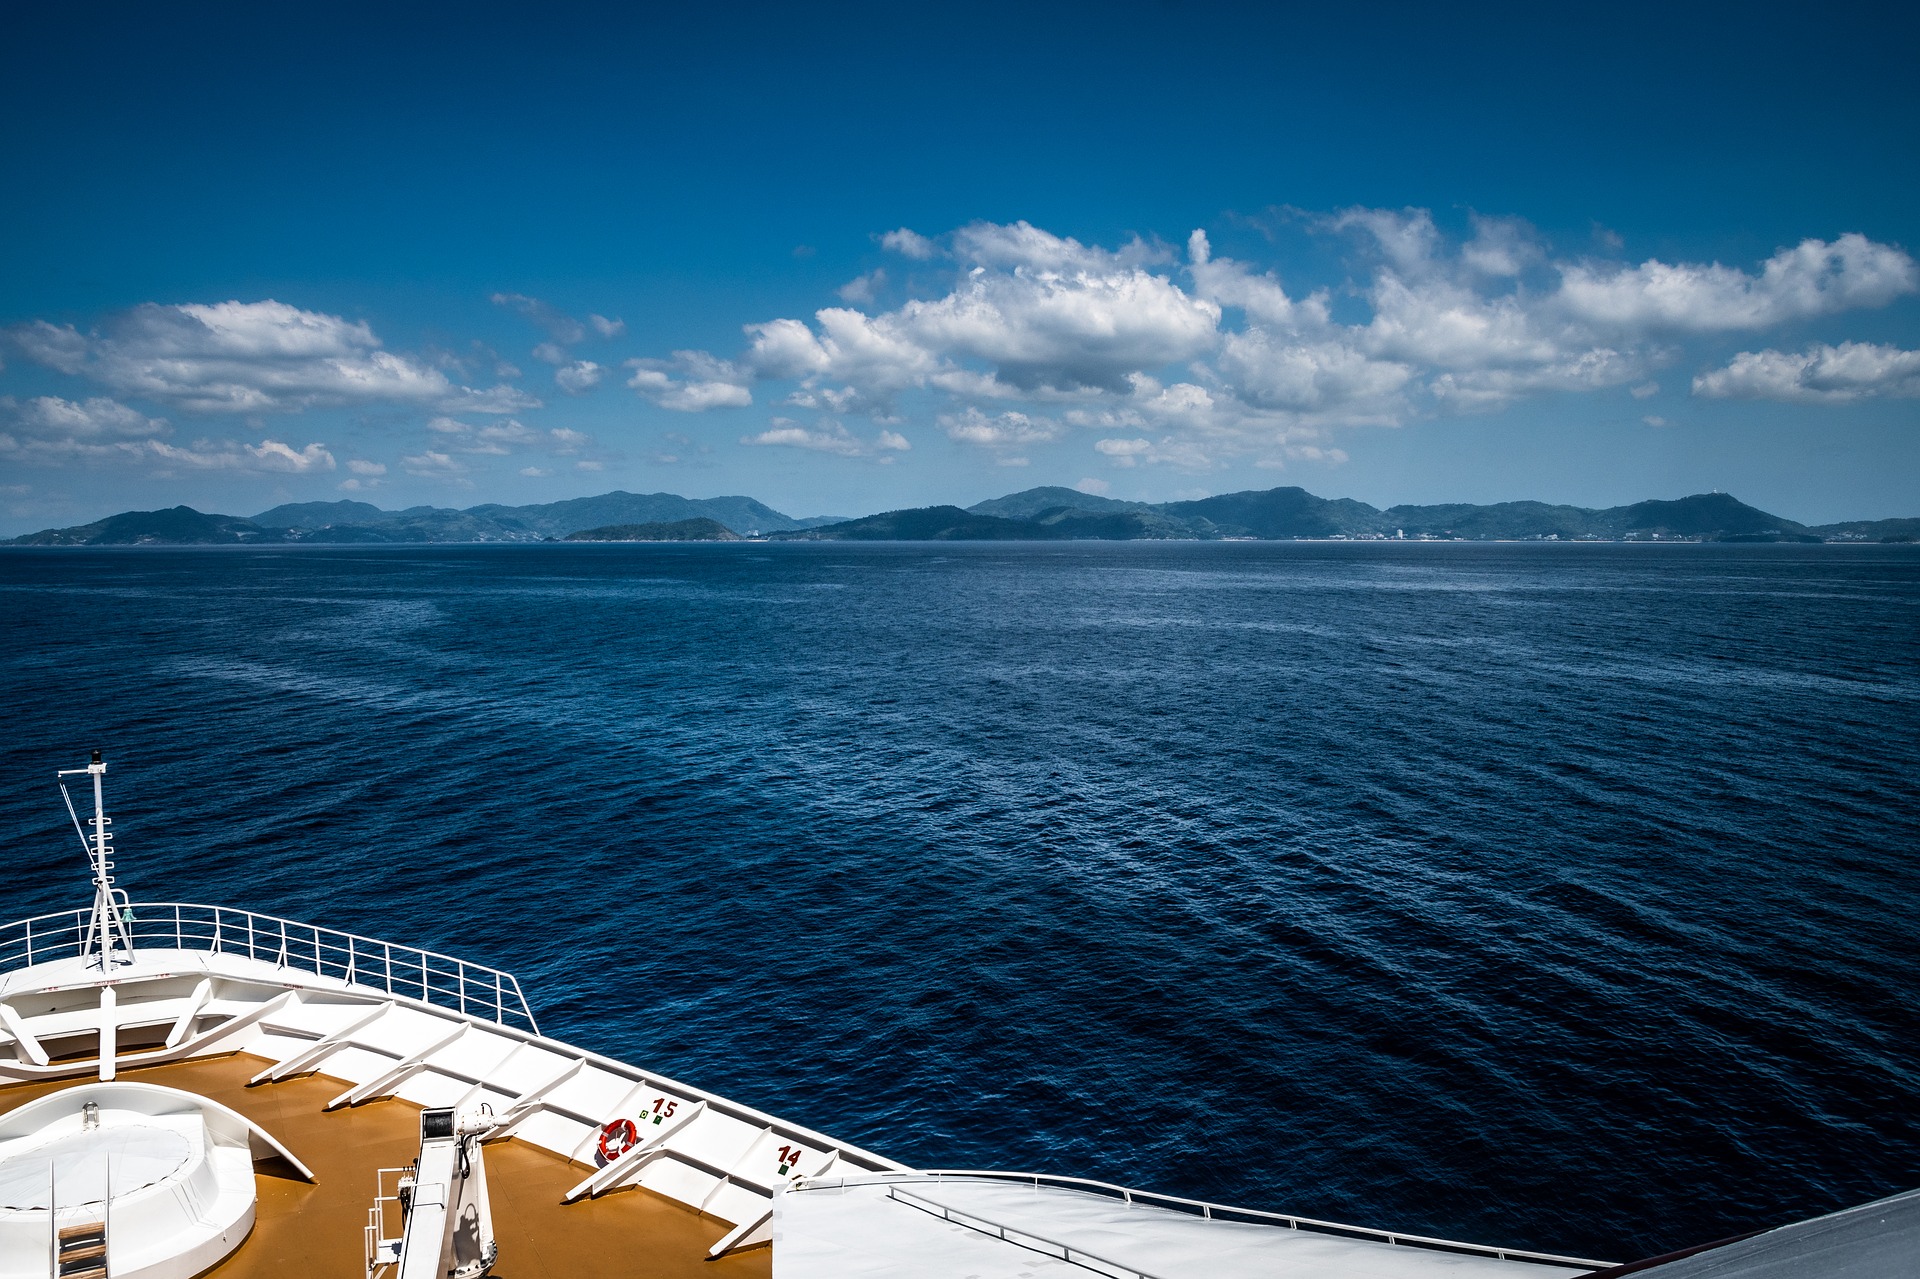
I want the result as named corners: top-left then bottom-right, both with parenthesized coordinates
top-left (0, 1055), bottom-right (772, 1279)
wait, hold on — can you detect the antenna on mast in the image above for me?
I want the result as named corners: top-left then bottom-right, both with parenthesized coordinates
top-left (58, 750), bottom-right (135, 969)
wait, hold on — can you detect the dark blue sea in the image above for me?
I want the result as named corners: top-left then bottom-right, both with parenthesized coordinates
top-left (2, 542), bottom-right (1917, 1261)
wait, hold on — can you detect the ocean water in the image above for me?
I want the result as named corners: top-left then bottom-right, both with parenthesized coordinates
top-left (1, 541), bottom-right (1916, 1261)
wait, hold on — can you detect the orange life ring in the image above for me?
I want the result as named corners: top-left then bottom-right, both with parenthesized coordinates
top-left (598, 1117), bottom-right (640, 1164)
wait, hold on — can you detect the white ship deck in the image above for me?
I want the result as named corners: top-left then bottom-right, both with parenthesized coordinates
top-left (777, 1173), bottom-right (1594, 1278)
top-left (0, 901), bottom-right (1623, 1278)
top-left (0, 904), bottom-right (1621, 1278)
top-left (0, 905), bottom-right (912, 1274)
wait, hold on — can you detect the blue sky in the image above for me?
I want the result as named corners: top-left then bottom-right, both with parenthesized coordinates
top-left (1, 0), bottom-right (1915, 531)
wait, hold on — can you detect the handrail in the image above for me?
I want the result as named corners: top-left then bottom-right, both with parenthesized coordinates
top-left (888, 1184), bottom-right (1162, 1279)
top-left (797, 1170), bottom-right (1614, 1269)
top-left (0, 902), bottom-right (539, 1035)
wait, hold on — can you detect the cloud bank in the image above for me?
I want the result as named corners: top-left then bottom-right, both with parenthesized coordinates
top-left (11, 301), bottom-right (533, 415)
top-left (633, 213), bottom-right (1917, 470)
top-left (3, 212), bottom-right (1911, 489)
top-left (0, 393), bottom-right (334, 474)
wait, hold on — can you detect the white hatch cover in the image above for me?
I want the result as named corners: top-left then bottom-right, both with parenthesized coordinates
top-left (0, 1124), bottom-right (194, 1208)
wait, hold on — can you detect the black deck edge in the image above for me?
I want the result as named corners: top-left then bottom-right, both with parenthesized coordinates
top-left (1571, 1229), bottom-right (1767, 1278)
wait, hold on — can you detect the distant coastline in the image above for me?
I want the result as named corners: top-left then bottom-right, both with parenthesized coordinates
top-left (7, 485), bottom-right (1918, 547)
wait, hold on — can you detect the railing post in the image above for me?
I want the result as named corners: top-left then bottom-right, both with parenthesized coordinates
top-left (23, 919), bottom-right (30, 965)
top-left (384, 943), bottom-right (393, 996)
top-left (459, 962), bottom-right (467, 1016)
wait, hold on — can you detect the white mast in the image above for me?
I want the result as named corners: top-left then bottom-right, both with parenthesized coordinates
top-left (59, 750), bottom-right (135, 969)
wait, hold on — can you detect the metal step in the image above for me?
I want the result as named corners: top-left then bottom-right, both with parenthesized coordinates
top-left (57, 1218), bottom-right (109, 1277)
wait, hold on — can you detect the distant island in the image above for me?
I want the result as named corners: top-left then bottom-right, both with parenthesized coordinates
top-left (6, 485), bottom-right (1918, 547)
top-left (565, 518), bottom-right (740, 542)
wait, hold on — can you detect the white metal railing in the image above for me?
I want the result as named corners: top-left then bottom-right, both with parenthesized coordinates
top-left (363, 1165), bottom-right (410, 1279)
top-left (0, 903), bottom-right (539, 1034)
top-left (800, 1170), bottom-right (1615, 1270)
top-left (888, 1184), bottom-right (1163, 1279)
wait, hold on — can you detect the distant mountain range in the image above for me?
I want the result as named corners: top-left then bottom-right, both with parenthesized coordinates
top-left (5, 492), bottom-right (838, 546)
top-left (7, 486), bottom-right (1918, 546)
top-left (781, 487), bottom-right (1920, 544)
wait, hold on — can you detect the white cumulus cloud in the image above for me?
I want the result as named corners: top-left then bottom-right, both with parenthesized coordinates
top-left (1093, 435), bottom-right (1215, 470)
top-left (555, 360), bottom-right (603, 393)
top-left (145, 438), bottom-right (335, 472)
top-left (881, 228), bottom-right (937, 259)
top-left (492, 293), bottom-right (588, 345)
top-left (626, 352), bottom-right (753, 411)
top-left (1692, 341), bottom-right (1920, 402)
top-left (1215, 333), bottom-right (1414, 421)
top-left (741, 419), bottom-right (910, 459)
top-left (439, 383), bottom-right (542, 414)
top-left (428, 416), bottom-right (595, 457)
top-left (402, 450), bottom-right (469, 481)
top-left (901, 237), bottom-right (1220, 393)
top-left (8, 395), bottom-right (169, 440)
top-left (0, 394), bottom-right (335, 474)
top-left (839, 270), bottom-right (887, 305)
top-left (1557, 234), bottom-right (1917, 332)
top-left (940, 407), bottom-right (1062, 448)
top-left (9, 300), bottom-right (530, 415)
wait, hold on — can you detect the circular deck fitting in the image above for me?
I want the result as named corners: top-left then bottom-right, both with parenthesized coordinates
top-left (0, 1083), bottom-right (307, 1279)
